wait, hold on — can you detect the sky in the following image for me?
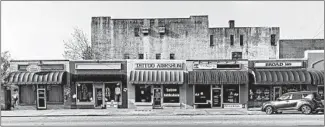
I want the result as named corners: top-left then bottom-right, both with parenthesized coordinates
top-left (1, 1), bottom-right (324, 60)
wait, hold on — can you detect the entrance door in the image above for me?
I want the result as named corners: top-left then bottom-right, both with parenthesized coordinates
top-left (153, 88), bottom-right (162, 109)
top-left (212, 88), bottom-right (222, 107)
top-left (273, 87), bottom-right (282, 100)
top-left (95, 88), bottom-right (103, 107)
top-left (37, 89), bottom-right (47, 110)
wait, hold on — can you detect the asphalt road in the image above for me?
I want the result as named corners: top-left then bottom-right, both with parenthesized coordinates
top-left (1, 115), bottom-right (324, 127)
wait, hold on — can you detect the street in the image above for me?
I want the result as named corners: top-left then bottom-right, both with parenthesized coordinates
top-left (1, 115), bottom-right (324, 127)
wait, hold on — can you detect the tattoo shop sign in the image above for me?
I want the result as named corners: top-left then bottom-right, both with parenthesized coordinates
top-left (135, 63), bottom-right (183, 70)
top-left (254, 62), bottom-right (303, 68)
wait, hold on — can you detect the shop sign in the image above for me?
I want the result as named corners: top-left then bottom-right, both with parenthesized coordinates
top-left (223, 104), bottom-right (243, 109)
top-left (254, 62), bottom-right (303, 68)
top-left (26, 64), bottom-right (41, 73)
top-left (135, 63), bottom-right (183, 70)
top-left (193, 63), bottom-right (240, 69)
top-left (75, 63), bottom-right (121, 70)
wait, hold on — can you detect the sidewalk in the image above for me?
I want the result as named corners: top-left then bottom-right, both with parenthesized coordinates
top-left (1, 108), bottom-right (265, 117)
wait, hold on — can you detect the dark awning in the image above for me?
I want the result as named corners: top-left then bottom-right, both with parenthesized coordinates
top-left (129, 70), bottom-right (184, 84)
top-left (308, 70), bottom-right (324, 86)
top-left (188, 71), bottom-right (248, 85)
top-left (253, 69), bottom-right (311, 85)
top-left (5, 71), bottom-right (66, 85)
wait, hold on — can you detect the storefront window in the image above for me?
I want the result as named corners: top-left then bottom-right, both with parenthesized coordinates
top-left (318, 86), bottom-right (324, 100)
top-left (46, 85), bottom-right (63, 103)
top-left (77, 83), bottom-right (93, 102)
top-left (104, 83), bottom-right (116, 102)
top-left (282, 85), bottom-right (301, 94)
top-left (195, 85), bottom-right (210, 103)
top-left (249, 86), bottom-right (270, 101)
top-left (135, 85), bottom-right (152, 102)
top-left (223, 85), bottom-right (239, 103)
top-left (163, 85), bottom-right (179, 103)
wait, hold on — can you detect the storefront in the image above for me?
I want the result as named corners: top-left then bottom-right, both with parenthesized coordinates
top-left (249, 60), bottom-right (312, 107)
top-left (70, 60), bottom-right (127, 109)
top-left (128, 60), bottom-right (186, 109)
top-left (305, 50), bottom-right (324, 100)
top-left (309, 70), bottom-right (324, 100)
top-left (5, 60), bottom-right (69, 110)
top-left (187, 60), bottom-right (249, 109)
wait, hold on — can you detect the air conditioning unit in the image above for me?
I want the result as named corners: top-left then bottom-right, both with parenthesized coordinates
top-left (142, 28), bottom-right (149, 34)
top-left (158, 27), bottom-right (165, 33)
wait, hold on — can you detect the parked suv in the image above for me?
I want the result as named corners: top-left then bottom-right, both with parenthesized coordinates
top-left (261, 91), bottom-right (324, 115)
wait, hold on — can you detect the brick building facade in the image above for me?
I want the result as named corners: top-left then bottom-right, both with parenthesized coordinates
top-left (279, 39), bottom-right (324, 59)
top-left (91, 16), bottom-right (280, 60)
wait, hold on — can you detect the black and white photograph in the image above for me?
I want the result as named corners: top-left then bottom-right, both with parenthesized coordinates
top-left (0, 1), bottom-right (324, 127)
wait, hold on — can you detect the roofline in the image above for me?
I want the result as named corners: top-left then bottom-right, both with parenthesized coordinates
top-left (10, 59), bottom-right (69, 62)
top-left (186, 59), bottom-right (249, 61)
top-left (92, 15), bottom-right (209, 20)
top-left (209, 27), bottom-right (280, 29)
top-left (279, 39), bottom-right (324, 41)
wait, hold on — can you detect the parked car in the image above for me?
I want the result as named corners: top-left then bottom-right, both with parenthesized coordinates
top-left (261, 91), bottom-right (324, 115)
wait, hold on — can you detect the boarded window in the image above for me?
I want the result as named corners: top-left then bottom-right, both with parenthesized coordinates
top-left (156, 54), bottom-right (161, 60)
top-left (138, 54), bottom-right (144, 59)
top-left (19, 85), bottom-right (36, 105)
top-left (47, 85), bottom-right (63, 103)
top-left (134, 28), bottom-right (140, 37)
top-left (240, 35), bottom-right (244, 46)
top-left (230, 35), bottom-right (234, 45)
top-left (210, 35), bottom-right (214, 46)
top-left (271, 34), bottom-right (276, 46)
top-left (170, 53), bottom-right (175, 60)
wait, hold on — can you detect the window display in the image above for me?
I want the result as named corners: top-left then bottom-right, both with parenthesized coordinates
top-left (282, 85), bottom-right (301, 94)
top-left (223, 85), bottom-right (239, 103)
top-left (195, 85), bottom-right (210, 103)
top-left (163, 85), bottom-right (179, 103)
top-left (135, 85), bottom-right (152, 102)
top-left (250, 87), bottom-right (270, 101)
top-left (77, 83), bottom-right (93, 102)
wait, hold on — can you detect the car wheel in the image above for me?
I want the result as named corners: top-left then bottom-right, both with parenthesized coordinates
top-left (265, 106), bottom-right (273, 115)
top-left (301, 105), bottom-right (312, 115)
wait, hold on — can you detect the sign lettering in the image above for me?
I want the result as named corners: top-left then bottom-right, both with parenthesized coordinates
top-left (26, 64), bottom-right (41, 73)
top-left (135, 63), bottom-right (183, 70)
top-left (223, 104), bottom-right (243, 109)
top-left (254, 62), bottom-right (303, 68)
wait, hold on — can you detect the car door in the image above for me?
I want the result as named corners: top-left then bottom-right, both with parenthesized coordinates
top-left (287, 93), bottom-right (300, 109)
top-left (274, 93), bottom-right (291, 109)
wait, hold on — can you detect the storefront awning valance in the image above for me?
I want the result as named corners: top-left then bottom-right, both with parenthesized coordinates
top-left (129, 70), bottom-right (184, 84)
top-left (253, 69), bottom-right (311, 85)
top-left (5, 71), bottom-right (66, 85)
top-left (188, 71), bottom-right (248, 85)
top-left (308, 70), bottom-right (324, 85)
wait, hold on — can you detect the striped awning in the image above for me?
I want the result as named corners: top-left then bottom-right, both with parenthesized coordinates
top-left (308, 70), bottom-right (324, 85)
top-left (129, 70), bottom-right (184, 84)
top-left (188, 71), bottom-right (248, 85)
top-left (5, 71), bottom-right (66, 85)
top-left (253, 69), bottom-right (311, 85)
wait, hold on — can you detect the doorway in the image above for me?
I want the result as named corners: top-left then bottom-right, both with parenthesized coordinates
top-left (212, 88), bottom-right (222, 107)
top-left (95, 88), bottom-right (103, 107)
top-left (153, 87), bottom-right (162, 109)
top-left (273, 87), bottom-right (282, 100)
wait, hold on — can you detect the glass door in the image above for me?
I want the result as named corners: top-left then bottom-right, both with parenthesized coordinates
top-left (37, 88), bottom-right (47, 110)
top-left (95, 88), bottom-right (103, 107)
top-left (153, 88), bottom-right (162, 109)
top-left (212, 88), bottom-right (222, 107)
top-left (273, 87), bottom-right (282, 100)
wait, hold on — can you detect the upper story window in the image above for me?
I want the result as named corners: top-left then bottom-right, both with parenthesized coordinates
top-left (142, 28), bottom-right (149, 36)
top-left (232, 52), bottom-right (242, 60)
top-left (134, 28), bottom-right (140, 37)
top-left (210, 35), bottom-right (214, 46)
top-left (124, 54), bottom-right (130, 59)
top-left (240, 35), bottom-right (244, 46)
top-left (230, 35), bottom-right (234, 46)
top-left (138, 54), bottom-right (144, 59)
top-left (156, 54), bottom-right (161, 60)
top-left (271, 34), bottom-right (276, 46)
top-left (170, 53), bottom-right (175, 60)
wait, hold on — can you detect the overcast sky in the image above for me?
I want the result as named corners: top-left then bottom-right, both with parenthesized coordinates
top-left (1, 1), bottom-right (324, 60)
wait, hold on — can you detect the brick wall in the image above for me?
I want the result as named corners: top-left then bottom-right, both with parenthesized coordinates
top-left (92, 16), bottom-right (280, 60)
top-left (279, 39), bottom-right (324, 58)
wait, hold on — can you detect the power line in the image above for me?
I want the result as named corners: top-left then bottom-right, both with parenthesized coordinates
top-left (312, 21), bottom-right (324, 38)
top-left (312, 29), bottom-right (324, 39)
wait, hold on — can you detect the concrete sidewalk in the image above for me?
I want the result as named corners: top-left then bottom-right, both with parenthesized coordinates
top-left (1, 108), bottom-right (265, 117)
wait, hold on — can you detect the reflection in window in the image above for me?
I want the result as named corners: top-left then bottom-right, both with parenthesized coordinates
top-left (318, 86), bottom-right (324, 100)
top-left (249, 86), bottom-right (270, 101)
top-left (77, 83), bottom-right (93, 102)
top-left (135, 85), bottom-right (151, 102)
top-left (163, 85), bottom-right (179, 103)
top-left (195, 85), bottom-right (210, 103)
top-left (223, 85), bottom-right (239, 103)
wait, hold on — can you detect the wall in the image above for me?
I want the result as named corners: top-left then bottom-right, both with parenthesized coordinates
top-left (8, 60), bottom-right (70, 109)
top-left (92, 16), bottom-right (280, 60)
top-left (279, 39), bottom-right (324, 59)
top-left (305, 50), bottom-right (324, 70)
top-left (126, 59), bottom-right (187, 109)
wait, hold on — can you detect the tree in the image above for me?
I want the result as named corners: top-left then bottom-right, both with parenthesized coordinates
top-left (63, 27), bottom-right (98, 60)
top-left (1, 51), bottom-right (11, 86)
